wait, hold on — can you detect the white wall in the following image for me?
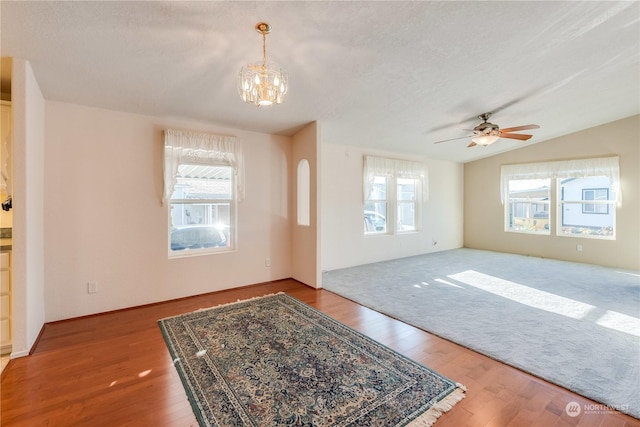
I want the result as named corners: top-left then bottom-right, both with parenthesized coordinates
top-left (44, 102), bottom-right (294, 322)
top-left (464, 115), bottom-right (639, 270)
top-left (11, 59), bottom-right (46, 357)
top-left (320, 143), bottom-right (464, 272)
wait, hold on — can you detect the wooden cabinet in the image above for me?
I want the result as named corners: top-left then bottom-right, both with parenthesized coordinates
top-left (0, 251), bottom-right (10, 354)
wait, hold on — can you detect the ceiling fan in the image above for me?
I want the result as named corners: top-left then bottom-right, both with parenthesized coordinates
top-left (434, 112), bottom-right (540, 147)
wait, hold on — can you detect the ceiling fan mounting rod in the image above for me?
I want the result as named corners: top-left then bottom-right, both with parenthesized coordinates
top-left (478, 112), bottom-right (492, 122)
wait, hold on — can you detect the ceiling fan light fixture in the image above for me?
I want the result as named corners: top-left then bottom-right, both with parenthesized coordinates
top-left (433, 111), bottom-right (540, 147)
top-left (471, 134), bottom-right (500, 146)
top-left (238, 22), bottom-right (288, 107)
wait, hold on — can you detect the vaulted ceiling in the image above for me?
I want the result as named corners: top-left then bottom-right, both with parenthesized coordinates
top-left (1, 1), bottom-right (638, 163)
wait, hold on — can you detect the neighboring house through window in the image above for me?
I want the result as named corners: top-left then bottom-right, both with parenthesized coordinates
top-left (559, 177), bottom-right (615, 237)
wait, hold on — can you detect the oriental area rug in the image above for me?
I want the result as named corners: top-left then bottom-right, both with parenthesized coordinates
top-left (158, 293), bottom-right (465, 427)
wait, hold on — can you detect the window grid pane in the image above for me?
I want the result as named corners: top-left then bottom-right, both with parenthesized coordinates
top-left (397, 178), bottom-right (416, 201)
top-left (397, 201), bottom-right (416, 232)
top-left (364, 202), bottom-right (387, 234)
top-left (169, 164), bottom-right (235, 255)
top-left (559, 177), bottom-right (615, 238)
top-left (397, 178), bottom-right (417, 232)
top-left (368, 176), bottom-right (388, 201)
top-left (505, 179), bottom-right (550, 234)
top-left (365, 175), bottom-right (388, 234)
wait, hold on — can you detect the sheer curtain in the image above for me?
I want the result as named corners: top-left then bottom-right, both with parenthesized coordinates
top-left (163, 129), bottom-right (245, 203)
top-left (363, 155), bottom-right (428, 200)
top-left (500, 156), bottom-right (620, 203)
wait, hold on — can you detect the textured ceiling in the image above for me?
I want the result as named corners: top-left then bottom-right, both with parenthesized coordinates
top-left (1, 1), bottom-right (638, 163)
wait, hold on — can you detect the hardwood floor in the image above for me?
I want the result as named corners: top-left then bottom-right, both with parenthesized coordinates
top-left (1, 279), bottom-right (638, 427)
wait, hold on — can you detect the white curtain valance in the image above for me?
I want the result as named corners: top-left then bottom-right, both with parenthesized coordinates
top-left (500, 156), bottom-right (620, 203)
top-left (163, 129), bottom-right (245, 203)
top-left (363, 155), bottom-right (428, 201)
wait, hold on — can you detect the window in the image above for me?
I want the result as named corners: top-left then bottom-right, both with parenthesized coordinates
top-left (505, 179), bottom-right (550, 234)
top-left (363, 156), bottom-right (426, 235)
top-left (164, 129), bottom-right (244, 257)
top-left (582, 188), bottom-right (609, 214)
top-left (501, 157), bottom-right (619, 240)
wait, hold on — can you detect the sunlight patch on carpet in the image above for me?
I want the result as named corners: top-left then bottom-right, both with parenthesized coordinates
top-left (449, 270), bottom-right (639, 337)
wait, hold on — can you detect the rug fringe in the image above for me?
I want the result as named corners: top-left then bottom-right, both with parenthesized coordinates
top-left (194, 292), bottom-right (285, 312)
top-left (408, 385), bottom-right (466, 427)
top-left (158, 293), bottom-right (285, 321)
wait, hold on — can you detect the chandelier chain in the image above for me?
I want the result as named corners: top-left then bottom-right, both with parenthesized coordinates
top-left (262, 32), bottom-right (267, 68)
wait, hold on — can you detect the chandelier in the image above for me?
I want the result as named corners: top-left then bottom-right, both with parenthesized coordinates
top-left (238, 22), bottom-right (288, 106)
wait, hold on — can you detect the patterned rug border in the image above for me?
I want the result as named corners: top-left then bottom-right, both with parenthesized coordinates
top-left (159, 293), bottom-right (466, 427)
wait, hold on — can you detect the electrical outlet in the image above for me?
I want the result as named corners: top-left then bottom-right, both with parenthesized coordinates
top-left (576, 244), bottom-right (583, 252)
top-left (87, 282), bottom-right (98, 294)
top-left (265, 258), bottom-right (271, 267)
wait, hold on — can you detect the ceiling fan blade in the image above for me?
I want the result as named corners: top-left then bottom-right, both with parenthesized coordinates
top-left (500, 124), bottom-right (540, 133)
top-left (467, 141), bottom-right (477, 148)
top-left (500, 133), bottom-right (533, 141)
top-left (433, 135), bottom-right (473, 144)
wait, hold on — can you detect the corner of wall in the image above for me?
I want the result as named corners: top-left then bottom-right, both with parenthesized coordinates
top-left (10, 58), bottom-right (46, 357)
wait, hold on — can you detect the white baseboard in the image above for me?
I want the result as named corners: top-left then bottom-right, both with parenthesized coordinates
top-left (10, 349), bottom-right (29, 359)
